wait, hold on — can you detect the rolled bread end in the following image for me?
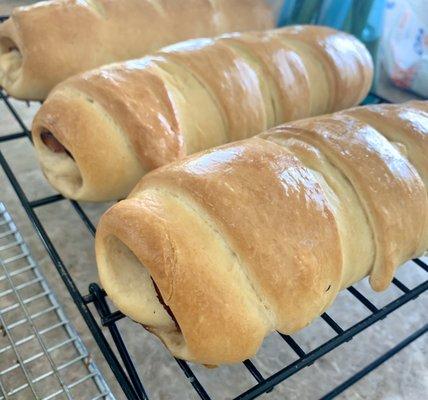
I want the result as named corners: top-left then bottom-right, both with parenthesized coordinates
top-left (0, 19), bottom-right (26, 98)
top-left (32, 86), bottom-right (145, 201)
top-left (95, 192), bottom-right (270, 364)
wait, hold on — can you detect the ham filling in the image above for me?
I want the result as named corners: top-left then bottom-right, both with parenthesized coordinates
top-left (40, 130), bottom-right (74, 160)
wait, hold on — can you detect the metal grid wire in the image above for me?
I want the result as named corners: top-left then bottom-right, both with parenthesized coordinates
top-left (0, 83), bottom-right (427, 400)
top-left (0, 203), bottom-right (114, 400)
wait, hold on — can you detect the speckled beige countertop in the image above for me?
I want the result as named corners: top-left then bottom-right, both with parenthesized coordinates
top-left (0, 1), bottom-right (427, 399)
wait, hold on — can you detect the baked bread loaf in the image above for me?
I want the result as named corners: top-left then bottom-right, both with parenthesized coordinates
top-left (0, 0), bottom-right (275, 100)
top-left (95, 101), bottom-right (428, 365)
top-left (32, 25), bottom-right (373, 201)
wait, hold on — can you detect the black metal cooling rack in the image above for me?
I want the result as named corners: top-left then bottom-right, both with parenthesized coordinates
top-left (0, 86), bottom-right (427, 400)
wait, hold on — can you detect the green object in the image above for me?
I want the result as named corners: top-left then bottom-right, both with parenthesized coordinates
top-left (292, 0), bottom-right (323, 24)
top-left (277, 0), bottom-right (386, 65)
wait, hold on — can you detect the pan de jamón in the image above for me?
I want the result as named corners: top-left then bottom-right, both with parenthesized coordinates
top-left (32, 25), bottom-right (373, 201)
top-left (95, 101), bottom-right (428, 365)
top-left (0, 0), bottom-right (275, 100)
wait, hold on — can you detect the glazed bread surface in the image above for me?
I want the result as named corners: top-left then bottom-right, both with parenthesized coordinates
top-left (95, 101), bottom-right (428, 365)
top-left (0, 0), bottom-right (274, 100)
top-left (32, 25), bottom-right (373, 201)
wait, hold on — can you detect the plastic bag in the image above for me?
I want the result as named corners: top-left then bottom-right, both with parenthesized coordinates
top-left (381, 0), bottom-right (428, 98)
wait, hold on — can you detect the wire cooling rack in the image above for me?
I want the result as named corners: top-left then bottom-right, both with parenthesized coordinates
top-left (0, 84), bottom-right (427, 399)
top-left (0, 202), bottom-right (113, 399)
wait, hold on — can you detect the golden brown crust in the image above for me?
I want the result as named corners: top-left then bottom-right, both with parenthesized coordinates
top-left (272, 26), bottom-right (373, 113)
top-left (342, 101), bottom-right (428, 255)
top-left (96, 101), bottom-right (427, 364)
top-left (218, 32), bottom-right (311, 124)
top-left (96, 192), bottom-right (271, 364)
top-left (266, 136), bottom-right (375, 289)
top-left (0, 0), bottom-right (275, 100)
top-left (214, 0), bottom-right (275, 33)
top-left (343, 102), bottom-right (428, 185)
top-left (262, 112), bottom-right (426, 290)
top-left (135, 138), bottom-right (343, 333)
top-left (67, 61), bottom-right (185, 171)
top-left (159, 39), bottom-right (268, 141)
top-left (32, 86), bottom-right (145, 201)
top-left (33, 25), bottom-right (373, 201)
